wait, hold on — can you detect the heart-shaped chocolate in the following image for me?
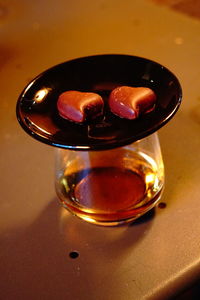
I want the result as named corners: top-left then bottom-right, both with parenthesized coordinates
top-left (57, 91), bottom-right (104, 123)
top-left (108, 86), bottom-right (156, 120)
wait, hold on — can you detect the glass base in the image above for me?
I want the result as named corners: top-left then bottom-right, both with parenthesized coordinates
top-left (57, 188), bottom-right (163, 226)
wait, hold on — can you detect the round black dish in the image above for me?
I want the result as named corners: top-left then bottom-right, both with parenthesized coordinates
top-left (16, 54), bottom-right (182, 150)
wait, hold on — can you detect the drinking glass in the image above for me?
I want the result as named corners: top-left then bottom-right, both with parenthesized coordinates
top-left (55, 132), bottom-right (164, 225)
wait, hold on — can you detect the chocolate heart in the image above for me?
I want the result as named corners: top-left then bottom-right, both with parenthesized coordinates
top-left (57, 91), bottom-right (104, 123)
top-left (108, 86), bottom-right (156, 120)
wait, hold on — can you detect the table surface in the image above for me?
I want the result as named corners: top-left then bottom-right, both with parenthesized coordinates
top-left (1, 1), bottom-right (200, 299)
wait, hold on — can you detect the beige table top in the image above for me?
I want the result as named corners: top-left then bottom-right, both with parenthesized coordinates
top-left (1, 1), bottom-right (200, 299)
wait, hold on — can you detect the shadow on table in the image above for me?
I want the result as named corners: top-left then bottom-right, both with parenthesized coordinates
top-left (0, 198), bottom-right (155, 300)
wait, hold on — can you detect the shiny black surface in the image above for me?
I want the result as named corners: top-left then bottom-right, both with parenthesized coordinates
top-left (16, 54), bottom-right (182, 150)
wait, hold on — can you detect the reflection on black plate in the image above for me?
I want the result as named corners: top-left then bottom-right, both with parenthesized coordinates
top-left (16, 54), bottom-right (182, 150)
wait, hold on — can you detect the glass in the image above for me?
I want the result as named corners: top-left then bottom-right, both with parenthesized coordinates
top-left (55, 132), bottom-right (164, 226)
top-left (16, 54), bottom-right (182, 226)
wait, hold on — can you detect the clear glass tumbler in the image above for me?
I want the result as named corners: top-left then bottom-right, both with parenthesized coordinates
top-left (55, 132), bottom-right (164, 226)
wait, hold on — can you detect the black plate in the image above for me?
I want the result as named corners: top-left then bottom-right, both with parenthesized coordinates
top-left (16, 54), bottom-right (182, 150)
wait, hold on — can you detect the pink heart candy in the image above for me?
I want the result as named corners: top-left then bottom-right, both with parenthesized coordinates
top-left (109, 86), bottom-right (156, 120)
